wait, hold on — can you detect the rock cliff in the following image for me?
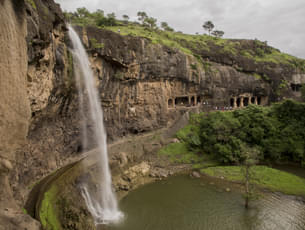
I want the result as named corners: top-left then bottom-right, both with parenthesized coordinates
top-left (0, 0), bottom-right (305, 229)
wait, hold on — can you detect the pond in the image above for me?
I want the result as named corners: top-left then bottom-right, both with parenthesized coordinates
top-left (106, 175), bottom-right (305, 230)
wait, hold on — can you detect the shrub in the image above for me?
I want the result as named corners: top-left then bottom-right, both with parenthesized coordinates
top-left (183, 100), bottom-right (305, 165)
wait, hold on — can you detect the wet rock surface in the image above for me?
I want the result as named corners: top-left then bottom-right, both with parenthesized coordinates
top-left (1, 0), bottom-right (305, 229)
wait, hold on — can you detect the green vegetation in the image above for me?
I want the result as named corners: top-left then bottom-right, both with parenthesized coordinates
top-left (201, 166), bottom-right (305, 196)
top-left (158, 142), bottom-right (218, 168)
top-left (161, 22), bottom-right (174, 32)
top-left (114, 71), bottom-right (124, 80)
top-left (64, 51), bottom-right (75, 93)
top-left (278, 80), bottom-right (289, 89)
top-left (89, 38), bottom-right (104, 49)
top-left (159, 117), bottom-right (218, 168)
top-left (22, 208), bottom-right (28, 215)
top-left (179, 100), bottom-right (305, 165)
top-left (64, 8), bottom-right (118, 27)
top-left (202, 20), bottom-right (224, 38)
top-left (301, 84), bottom-right (305, 101)
top-left (202, 21), bottom-right (214, 35)
top-left (26, 0), bottom-right (36, 10)
top-left (64, 8), bottom-right (305, 71)
top-left (211, 30), bottom-right (225, 38)
top-left (39, 185), bottom-right (61, 230)
top-left (253, 73), bottom-right (262, 80)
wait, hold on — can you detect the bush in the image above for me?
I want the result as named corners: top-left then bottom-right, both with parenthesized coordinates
top-left (183, 100), bottom-right (305, 165)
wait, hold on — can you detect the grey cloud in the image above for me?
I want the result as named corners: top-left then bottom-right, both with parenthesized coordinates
top-left (55, 0), bottom-right (305, 58)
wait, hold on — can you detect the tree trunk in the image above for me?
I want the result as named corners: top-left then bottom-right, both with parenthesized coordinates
top-left (245, 165), bottom-right (249, 209)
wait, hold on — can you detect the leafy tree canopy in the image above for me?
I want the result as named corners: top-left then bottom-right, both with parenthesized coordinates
top-left (181, 100), bottom-right (305, 165)
top-left (203, 21), bottom-right (214, 35)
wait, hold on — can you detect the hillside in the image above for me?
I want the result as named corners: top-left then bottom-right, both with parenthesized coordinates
top-left (0, 1), bottom-right (305, 230)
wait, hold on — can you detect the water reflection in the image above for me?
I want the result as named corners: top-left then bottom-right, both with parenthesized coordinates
top-left (107, 175), bottom-right (305, 230)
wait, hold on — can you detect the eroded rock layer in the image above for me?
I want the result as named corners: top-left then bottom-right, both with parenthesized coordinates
top-left (0, 0), bottom-right (304, 229)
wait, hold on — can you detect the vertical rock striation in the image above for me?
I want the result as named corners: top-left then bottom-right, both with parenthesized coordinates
top-left (0, 0), bottom-right (39, 229)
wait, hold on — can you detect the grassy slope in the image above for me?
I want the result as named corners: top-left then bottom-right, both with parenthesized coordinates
top-left (158, 136), bottom-right (305, 196)
top-left (70, 12), bottom-right (305, 70)
top-left (102, 23), bottom-right (305, 69)
top-left (159, 113), bottom-right (305, 196)
top-left (201, 166), bottom-right (305, 196)
top-left (158, 122), bottom-right (219, 168)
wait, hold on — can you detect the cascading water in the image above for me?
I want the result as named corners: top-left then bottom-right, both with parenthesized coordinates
top-left (68, 25), bottom-right (123, 224)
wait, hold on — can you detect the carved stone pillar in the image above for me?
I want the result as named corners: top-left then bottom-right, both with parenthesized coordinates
top-left (240, 97), bottom-right (244, 107)
top-left (233, 97), bottom-right (237, 109)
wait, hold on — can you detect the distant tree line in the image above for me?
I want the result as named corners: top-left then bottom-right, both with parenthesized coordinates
top-left (64, 7), bottom-right (225, 38)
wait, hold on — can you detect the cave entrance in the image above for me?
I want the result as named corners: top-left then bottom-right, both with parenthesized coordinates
top-left (257, 97), bottom-right (261, 105)
top-left (230, 98), bottom-right (234, 107)
top-left (175, 97), bottom-right (189, 107)
top-left (191, 96), bottom-right (195, 106)
top-left (168, 99), bottom-right (173, 108)
top-left (236, 98), bottom-right (241, 107)
top-left (197, 96), bottom-right (201, 105)
top-left (244, 97), bottom-right (249, 107)
top-left (291, 84), bottom-right (301, 92)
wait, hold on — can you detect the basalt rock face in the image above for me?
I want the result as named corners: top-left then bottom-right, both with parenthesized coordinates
top-left (0, 0), bottom-right (40, 229)
top-left (1, 0), bottom-right (305, 228)
top-left (10, 0), bottom-right (82, 207)
top-left (72, 25), bottom-right (272, 139)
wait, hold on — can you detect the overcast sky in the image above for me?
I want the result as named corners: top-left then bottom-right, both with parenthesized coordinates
top-left (55, 0), bottom-right (305, 59)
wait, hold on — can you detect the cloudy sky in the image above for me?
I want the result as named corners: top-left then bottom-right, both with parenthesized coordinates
top-left (55, 0), bottom-right (305, 59)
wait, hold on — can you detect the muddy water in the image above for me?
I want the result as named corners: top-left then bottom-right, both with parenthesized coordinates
top-left (107, 175), bottom-right (305, 230)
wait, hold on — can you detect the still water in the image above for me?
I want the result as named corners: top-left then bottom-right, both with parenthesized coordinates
top-left (107, 175), bottom-right (305, 230)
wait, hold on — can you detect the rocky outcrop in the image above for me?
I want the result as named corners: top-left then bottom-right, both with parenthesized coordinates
top-left (0, 0), bottom-right (40, 229)
top-left (10, 0), bottom-right (82, 207)
top-left (0, 0), bottom-right (304, 229)
top-left (71, 26), bottom-right (271, 139)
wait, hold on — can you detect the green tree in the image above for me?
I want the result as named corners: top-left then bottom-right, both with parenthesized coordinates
top-left (182, 100), bottom-right (305, 166)
top-left (137, 11), bottom-right (148, 24)
top-left (144, 17), bottom-right (157, 29)
top-left (92, 9), bottom-right (105, 25)
top-left (211, 30), bottom-right (224, 38)
top-left (123, 14), bottom-right (129, 24)
top-left (161, 22), bottom-right (174, 32)
top-left (63, 11), bottom-right (73, 21)
top-left (92, 9), bottom-right (104, 19)
top-left (76, 7), bottom-right (90, 18)
top-left (240, 146), bottom-right (259, 209)
top-left (203, 21), bottom-right (214, 35)
top-left (107, 13), bottom-right (116, 26)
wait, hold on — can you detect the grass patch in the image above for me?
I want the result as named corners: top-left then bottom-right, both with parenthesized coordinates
top-left (104, 25), bottom-right (195, 55)
top-left (158, 142), bottom-right (201, 164)
top-left (201, 166), bottom-right (305, 196)
top-left (158, 142), bottom-right (218, 167)
top-left (39, 185), bottom-right (61, 230)
top-left (89, 38), bottom-right (104, 49)
top-left (158, 142), bottom-right (189, 157)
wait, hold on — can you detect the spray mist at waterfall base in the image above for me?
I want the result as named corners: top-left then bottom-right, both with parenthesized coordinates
top-left (68, 25), bottom-right (124, 225)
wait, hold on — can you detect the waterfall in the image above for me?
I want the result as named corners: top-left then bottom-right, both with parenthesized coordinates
top-left (68, 25), bottom-right (123, 224)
